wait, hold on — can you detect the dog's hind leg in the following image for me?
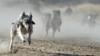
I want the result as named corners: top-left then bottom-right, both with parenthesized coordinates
top-left (9, 35), bottom-right (14, 50)
top-left (9, 26), bottom-right (17, 50)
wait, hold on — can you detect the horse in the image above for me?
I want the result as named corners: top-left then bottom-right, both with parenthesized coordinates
top-left (9, 12), bottom-right (35, 50)
top-left (46, 10), bottom-right (62, 37)
top-left (81, 13), bottom-right (98, 27)
top-left (64, 7), bottom-right (73, 15)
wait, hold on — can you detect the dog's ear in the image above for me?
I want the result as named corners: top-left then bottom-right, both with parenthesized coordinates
top-left (22, 11), bottom-right (26, 16)
top-left (31, 21), bottom-right (35, 25)
top-left (30, 12), bottom-right (32, 17)
top-left (29, 12), bottom-right (32, 21)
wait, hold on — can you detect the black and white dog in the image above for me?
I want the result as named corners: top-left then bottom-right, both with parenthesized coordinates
top-left (9, 12), bottom-right (35, 50)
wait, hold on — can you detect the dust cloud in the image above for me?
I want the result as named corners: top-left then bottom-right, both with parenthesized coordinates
top-left (0, 0), bottom-right (100, 48)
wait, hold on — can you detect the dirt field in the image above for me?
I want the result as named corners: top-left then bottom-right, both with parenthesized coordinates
top-left (0, 36), bottom-right (100, 56)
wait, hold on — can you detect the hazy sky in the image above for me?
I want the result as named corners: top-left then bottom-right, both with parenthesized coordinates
top-left (1, 0), bottom-right (100, 12)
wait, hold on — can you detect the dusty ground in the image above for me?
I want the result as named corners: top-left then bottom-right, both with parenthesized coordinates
top-left (0, 36), bottom-right (100, 56)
